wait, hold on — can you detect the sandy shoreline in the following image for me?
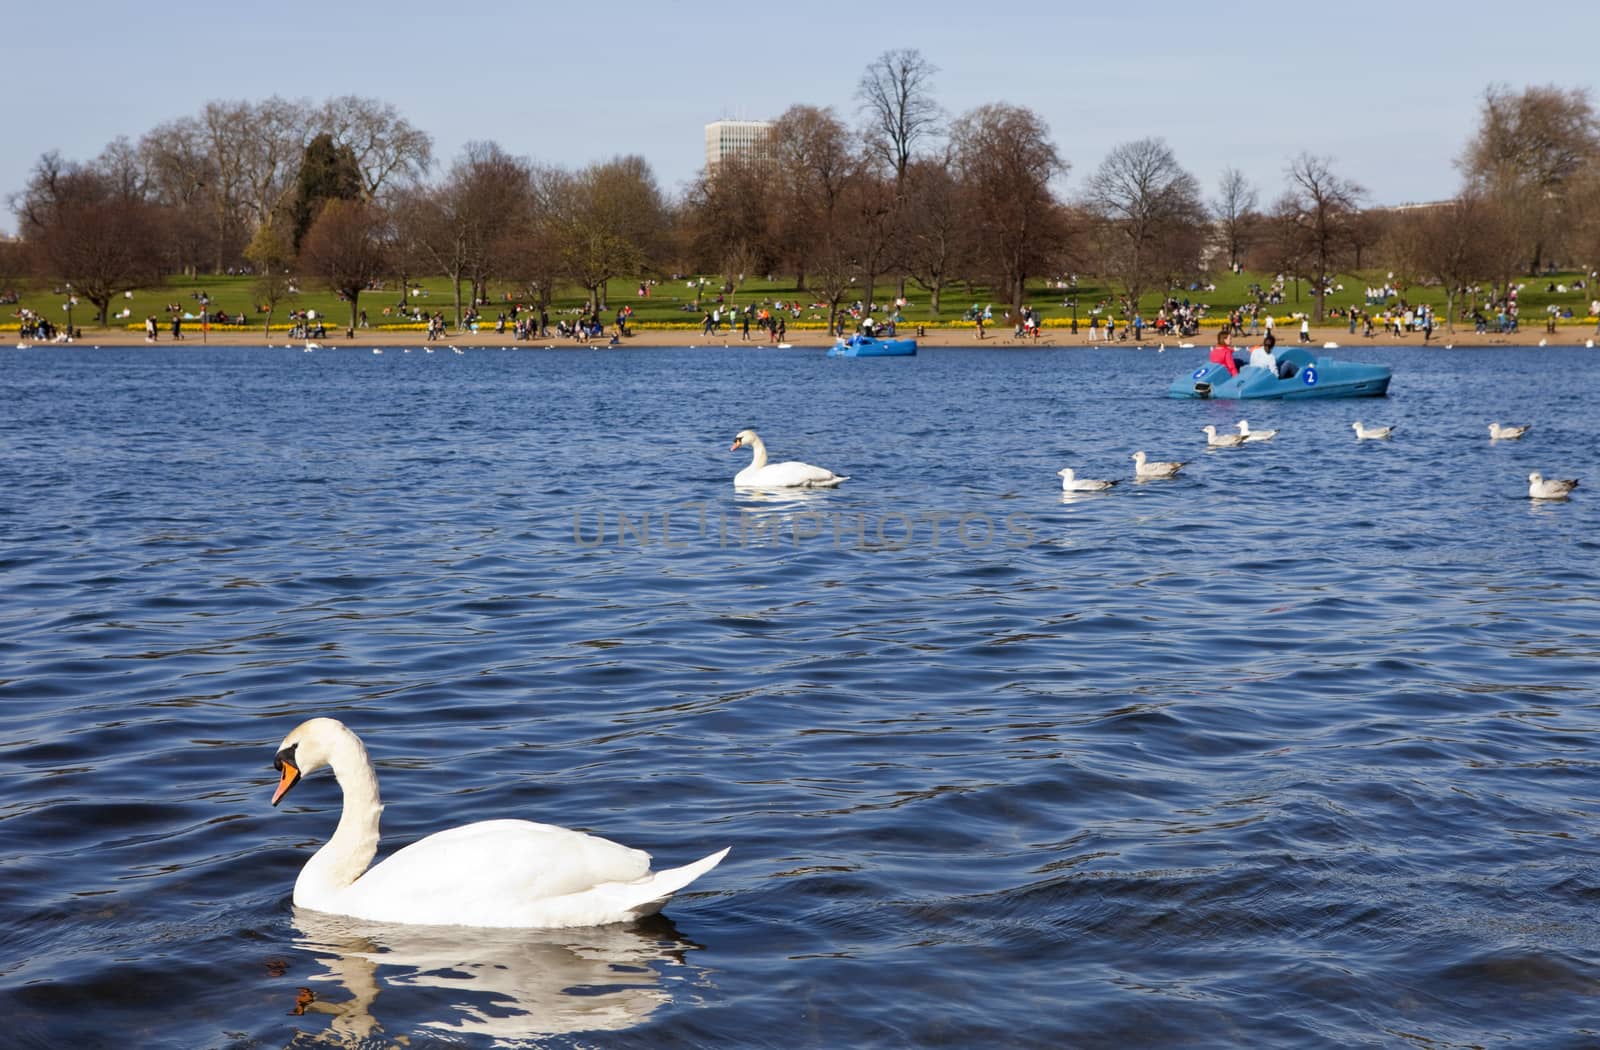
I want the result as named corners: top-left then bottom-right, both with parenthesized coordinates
top-left (14, 323), bottom-right (1600, 350)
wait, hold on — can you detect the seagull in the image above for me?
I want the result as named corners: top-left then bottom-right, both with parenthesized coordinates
top-left (372, 348), bottom-right (383, 355)
top-left (1202, 424), bottom-right (1247, 448)
top-left (1488, 422), bottom-right (1530, 441)
top-left (1236, 420), bottom-right (1277, 442)
top-left (1538, 338), bottom-right (1548, 347)
top-left (1528, 472), bottom-right (1579, 500)
top-left (1057, 467), bottom-right (1117, 492)
top-left (1131, 451), bottom-right (1187, 479)
top-left (1352, 421), bottom-right (1394, 440)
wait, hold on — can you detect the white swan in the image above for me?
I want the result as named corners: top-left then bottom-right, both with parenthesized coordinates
top-left (1351, 421), bottom-right (1394, 440)
top-left (1202, 424), bottom-right (1247, 448)
top-left (270, 718), bottom-right (729, 929)
top-left (730, 429), bottom-right (847, 488)
top-left (1131, 450), bottom-right (1187, 479)
top-left (1488, 422), bottom-right (1529, 441)
top-left (1528, 472), bottom-right (1579, 500)
top-left (1236, 420), bottom-right (1277, 442)
top-left (1057, 467), bottom-right (1117, 492)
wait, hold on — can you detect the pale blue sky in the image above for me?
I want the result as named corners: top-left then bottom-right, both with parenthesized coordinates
top-left (7, 0), bottom-right (1597, 234)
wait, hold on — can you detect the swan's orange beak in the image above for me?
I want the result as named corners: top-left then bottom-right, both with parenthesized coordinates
top-left (271, 748), bottom-right (301, 807)
top-left (729, 438), bottom-right (742, 451)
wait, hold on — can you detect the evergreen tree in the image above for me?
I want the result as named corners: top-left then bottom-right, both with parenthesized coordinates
top-left (290, 132), bottom-right (362, 252)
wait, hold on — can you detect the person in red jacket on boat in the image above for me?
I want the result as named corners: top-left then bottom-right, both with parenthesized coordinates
top-left (1209, 330), bottom-right (1243, 376)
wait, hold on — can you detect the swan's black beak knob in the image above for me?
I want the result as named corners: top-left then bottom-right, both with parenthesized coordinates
top-left (272, 745), bottom-right (301, 807)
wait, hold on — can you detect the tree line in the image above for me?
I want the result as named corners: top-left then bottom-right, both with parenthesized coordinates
top-left (5, 64), bottom-right (1599, 334)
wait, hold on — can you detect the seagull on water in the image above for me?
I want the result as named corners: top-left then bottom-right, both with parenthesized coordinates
top-left (1488, 422), bottom-right (1529, 441)
top-left (1236, 420), bottom-right (1277, 442)
top-left (1528, 472), bottom-right (1579, 500)
top-left (1352, 421), bottom-right (1394, 440)
top-left (1132, 451), bottom-right (1187, 479)
top-left (1057, 467), bottom-right (1117, 492)
top-left (1202, 424), bottom-right (1247, 448)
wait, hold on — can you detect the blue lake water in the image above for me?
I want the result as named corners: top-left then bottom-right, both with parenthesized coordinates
top-left (1, 342), bottom-right (1597, 1048)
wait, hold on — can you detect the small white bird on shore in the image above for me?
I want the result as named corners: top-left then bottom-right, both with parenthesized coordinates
top-left (1352, 421), bottom-right (1394, 440)
top-left (1528, 472), bottom-right (1579, 500)
top-left (1488, 422), bottom-right (1529, 441)
top-left (1202, 424), bottom-right (1247, 448)
top-left (1132, 451), bottom-right (1187, 479)
top-left (1057, 467), bottom-right (1117, 492)
top-left (1236, 420), bottom-right (1277, 442)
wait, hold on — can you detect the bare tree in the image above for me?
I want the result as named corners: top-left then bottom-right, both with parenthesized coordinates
top-left (298, 198), bottom-right (389, 336)
top-left (245, 221), bottom-right (296, 338)
top-left (1212, 167), bottom-right (1259, 271)
top-left (14, 158), bottom-right (166, 326)
top-left (856, 48), bottom-right (942, 187)
top-left (1568, 169), bottom-right (1600, 295)
top-left (769, 105), bottom-right (858, 292)
top-left (681, 156), bottom-right (778, 294)
top-left (900, 156), bottom-right (968, 314)
top-left (406, 142), bottom-right (531, 328)
top-left (1086, 137), bottom-right (1207, 319)
top-left (548, 155), bottom-right (667, 313)
top-left (949, 103), bottom-right (1069, 319)
top-left (494, 169), bottom-right (564, 314)
top-left (141, 116), bottom-right (221, 275)
top-left (1283, 153), bottom-right (1364, 322)
top-left (235, 97), bottom-right (316, 235)
top-left (1462, 84), bottom-right (1600, 274)
top-left (317, 95), bottom-right (434, 201)
top-left (1412, 194), bottom-right (1513, 332)
top-left (1264, 193), bottom-right (1309, 305)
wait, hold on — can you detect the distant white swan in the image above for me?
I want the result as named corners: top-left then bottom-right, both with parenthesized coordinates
top-left (270, 717), bottom-right (728, 929)
top-left (1236, 420), bottom-right (1277, 442)
top-left (1131, 450), bottom-right (1187, 479)
top-left (1488, 422), bottom-right (1529, 441)
top-left (1057, 467), bottom-right (1117, 492)
top-left (730, 429), bottom-right (847, 488)
top-left (306, 342), bottom-right (322, 350)
top-left (1351, 421), bottom-right (1394, 440)
top-left (1528, 472), bottom-right (1579, 500)
top-left (1202, 424), bottom-right (1247, 448)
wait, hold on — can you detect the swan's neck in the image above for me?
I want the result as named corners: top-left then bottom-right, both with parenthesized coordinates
top-left (297, 730), bottom-right (383, 902)
top-left (744, 437), bottom-right (768, 471)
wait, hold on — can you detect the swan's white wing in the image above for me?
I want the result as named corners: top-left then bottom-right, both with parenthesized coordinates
top-left (745, 460), bottom-right (846, 488)
top-left (337, 819), bottom-right (652, 924)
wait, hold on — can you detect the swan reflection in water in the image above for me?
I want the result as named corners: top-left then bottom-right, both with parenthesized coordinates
top-left (286, 908), bottom-right (707, 1046)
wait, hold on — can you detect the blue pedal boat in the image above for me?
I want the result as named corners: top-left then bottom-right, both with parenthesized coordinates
top-left (827, 334), bottom-right (918, 357)
top-left (1168, 346), bottom-right (1390, 399)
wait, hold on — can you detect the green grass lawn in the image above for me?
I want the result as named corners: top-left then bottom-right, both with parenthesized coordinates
top-left (6, 268), bottom-right (1597, 332)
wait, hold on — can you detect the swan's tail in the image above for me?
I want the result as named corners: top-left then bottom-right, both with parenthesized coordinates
top-left (611, 847), bottom-right (731, 921)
